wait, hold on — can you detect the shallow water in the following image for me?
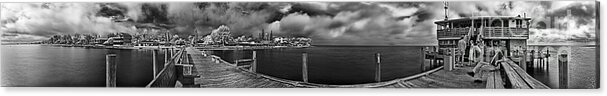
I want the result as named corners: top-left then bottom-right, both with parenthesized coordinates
top-left (527, 46), bottom-right (597, 89)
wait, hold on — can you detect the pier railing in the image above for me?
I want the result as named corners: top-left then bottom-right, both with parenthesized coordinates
top-left (437, 27), bottom-right (529, 39)
top-left (146, 47), bottom-right (186, 87)
top-left (504, 58), bottom-right (550, 89)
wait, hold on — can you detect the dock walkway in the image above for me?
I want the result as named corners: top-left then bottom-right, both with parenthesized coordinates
top-left (187, 48), bottom-right (298, 88)
top-left (186, 47), bottom-right (488, 88)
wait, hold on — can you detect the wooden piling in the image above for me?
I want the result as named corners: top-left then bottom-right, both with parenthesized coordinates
top-left (531, 50), bottom-right (535, 70)
top-left (170, 48), bottom-right (174, 58)
top-left (183, 50), bottom-right (188, 64)
top-left (546, 49), bottom-right (550, 71)
top-left (559, 54), bottom-right (568, 89)
top-left (421, 47), bottom-right (425, 72)
top-left (152, 50), bottom-right (158, 77)
top-left (175, 48), bottom-right (180, 65)
top-left (106, 54), bottom-right (117, 87)
top-left (164, 48), bottom-right (169, 63)
top-left (251, 51), bottom-right (257, 72)
top-left (375, 53), bottom-right (381, 82)
top-left (522, 49), bottom-right (527, 71)
top-left (302, 53), bottom-right (308, 83)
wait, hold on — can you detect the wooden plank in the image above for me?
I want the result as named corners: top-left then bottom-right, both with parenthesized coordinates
top-left (186, 48), bottom-right (298, 88)
top-left (501, 61), bottom-right (531, 89)
top-left (506, 60), bottom-right (550, 89)
top-left (485, 71), bottom-right (496, 89)
top-left (494, 71), bottom-right (505, 89)
top-left (236, 59), bottom-right (254, 62)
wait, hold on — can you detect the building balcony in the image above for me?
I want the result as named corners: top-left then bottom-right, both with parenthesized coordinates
top-left (437, 27), bottom-right (529, 40)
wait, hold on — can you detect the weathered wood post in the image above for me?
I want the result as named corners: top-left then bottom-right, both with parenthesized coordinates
top-left (183, 50), bottom-right (188, 64)
top-left (164, 48), bottom-right (169, 63)
top-left (375, 53), bottom-right (381, 82)
top-left (546, 49), bottom-right (550, 71)
top-left (170, 48), bottom-right (174, 58)
top-left (446, 48), bottom-right (455, 70)
top-left (172, 48), bottom-right (177, 65)
top-left (421, 47), bottom-right (425, 72)
top-left (522, 48), bottom-right (527, 71)
top-left (152, 49), bottom-right (158, 77)
top-left (428, 51), bottom-right (433, 71)
top-left (558, 54), bottom-right (568, 89)
top-left (177, 48), bottom-right (182, 65)
top-left (251, 51), bottom-right (257, 72)
top-left (106, 54), bottom-right (117, 87)
top-left (302, 52), bottom-right (308, 83)
top-left (531, 50), bottom-right (535, 71)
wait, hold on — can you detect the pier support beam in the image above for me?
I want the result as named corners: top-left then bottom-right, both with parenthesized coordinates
top-left (184, 50), bottom-right (189, 64)
top-left (546, 49), bottom-right (550, 71)
top-left (375, 53), bottom-right (381, 82)
top-left (164, 48), bottom-right (169, 63)
top-left (522, 49), bottom-right (527, 71)
top-left (421, 47), bottom-right (425, 72)
top-left (106, 54), bottom-right (117, 87)
top-left (531, 50), bottom-right (535, 71)
top-left (152, 50), bottom-right (158, 77)
top-left (302, 53), bottom-right (308, 83)
top-left (251, 51), bottom-right (257, 72)
top-left (559, 54), bottom-right (569, 89)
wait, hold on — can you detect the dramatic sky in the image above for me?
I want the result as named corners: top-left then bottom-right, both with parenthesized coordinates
top-left (0, 1), bottom-right (597, 45)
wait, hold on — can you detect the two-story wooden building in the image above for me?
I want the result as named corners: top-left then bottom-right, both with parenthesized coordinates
top-left (434, 16), bottom-right (531, 64)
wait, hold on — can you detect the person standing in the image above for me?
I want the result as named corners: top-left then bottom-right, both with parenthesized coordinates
top-left (457, 36), bottom-right (467, 66)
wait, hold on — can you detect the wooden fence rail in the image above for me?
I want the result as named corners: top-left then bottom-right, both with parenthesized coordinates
top-left (488, 58), bottom-right (550, 89)
top-left (146, 47), bottom-right (186, 87)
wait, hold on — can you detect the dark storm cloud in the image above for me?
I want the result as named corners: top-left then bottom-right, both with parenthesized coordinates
top-left (162, 2), bottom-right (290, 36)
top-left (273, 2), bottom-right (440, 45)
top-left (1, 3), bottom-right (137, 42)
top-left (288, 3), bottom-right (335, 17)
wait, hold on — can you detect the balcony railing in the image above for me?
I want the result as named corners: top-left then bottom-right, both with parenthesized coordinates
top-left (437, 27), bottom-right (528, 39)
top-left (437, 28), bottom-right (471, 39)
top-left (481, 27), bottom-right (529, 38)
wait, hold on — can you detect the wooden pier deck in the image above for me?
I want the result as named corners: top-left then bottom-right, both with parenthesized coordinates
top-left (187, 48), bottom-right (298, 88)
top-left (185, 47), bottom-right (488, 88)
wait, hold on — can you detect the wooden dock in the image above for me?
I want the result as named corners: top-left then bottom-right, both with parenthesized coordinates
top-left (183, 47), bottom-right (491, 88)
top-left (141, 47), bottom-right (550, 88)
top-left (187, 48), bottom-right (298, 88)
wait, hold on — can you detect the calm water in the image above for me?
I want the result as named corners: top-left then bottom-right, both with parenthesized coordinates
top-left (1, 45), bottom-right (163, 87)
top-left (526, 46), bottom-right (597, 89)
top-left (2, 45), bottom-right (596, 87)
top-left (205, 46), bottom-right (425, 85)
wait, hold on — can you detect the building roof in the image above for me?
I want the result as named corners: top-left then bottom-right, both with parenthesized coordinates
top-left (434, 16), bottom-right (531, 24)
